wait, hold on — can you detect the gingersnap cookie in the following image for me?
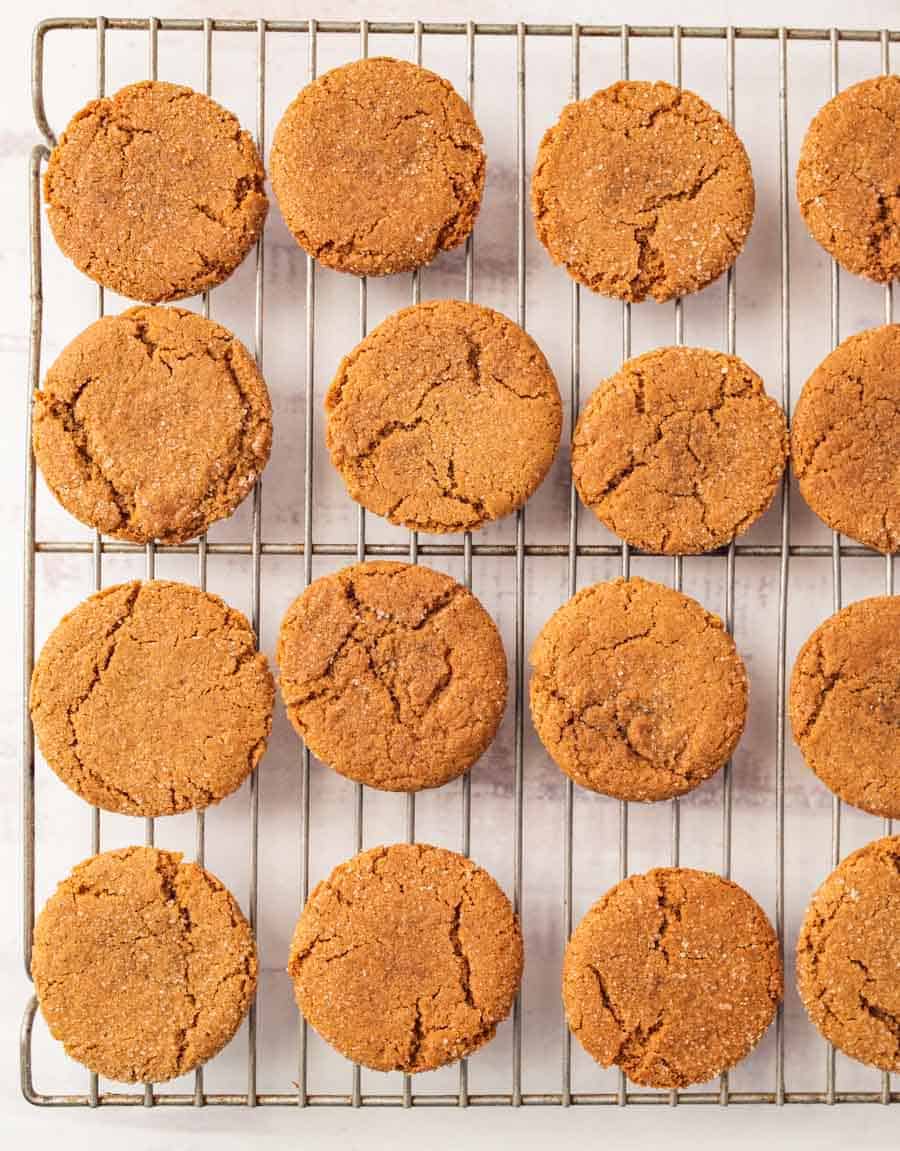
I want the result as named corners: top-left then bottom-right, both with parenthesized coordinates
top-left (797, 837), bottom-right (900, 1072)
top-left (572, 346), bottom-right (787, 554)
top-left (532, 80), bottom-right (754, 303)
top-left (791, 324), bottom-right (900, 554)
top-left (797, 76), bottom-right (900, 283)
top-left (30, 580), bottom-right (274, 818)
top-left (45, 81), bottom-right (267, 302)
top-left (289, 843), bottom-right (522, 1073)
top-left (277, 562), bottom-right (506, 792)
top-left (790, 597), bottom-right (900, 819)
top-left (563, 867), bottom-right (782, 1088)
top-left (325, 300), bottom-right (562, 533)
top-left (32, 846), bottom-right (258, 1083)
top-left (32, 306), bottom-right (272, 544)
top-left (529, 577), bottom-right (747, 802)
top-left (271, 58), bottom-right (485, 276)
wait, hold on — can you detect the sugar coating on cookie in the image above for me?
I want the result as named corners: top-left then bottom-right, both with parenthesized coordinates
top-left (797, 76), bottom-right (900, 283)
top-left (289, 843), bottom-right (523, 1073)
top-left (277, 562), bottom-right (506, 792)
top-left (32, 306), bottom-right (272, 545)
top-left (270, 58), bottom-right (485, 276)
top-left (532, 80), bottom-right (755, 303)
top-left (563, 868), bottom-right (782, 1088)
top-left (325, 300), bottom-right (562, 533)
top-left (791, 324), bottom-right (900, 554)
top-left (530, 577), bottom-right (747, 802)
top-left (572, 346), bottom-right (788, 554)
top-left (45, 81), bottom-right (267, 302)
top-left (797, 836), bottom-right (900, 1072)
top-left (31, 846), bottom-right (258, 1083)
top-left (30, 580), bottom-right (274, 817)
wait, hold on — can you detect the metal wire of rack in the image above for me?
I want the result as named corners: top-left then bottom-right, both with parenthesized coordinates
top-left (21, 17), bottom-right (897, 1109)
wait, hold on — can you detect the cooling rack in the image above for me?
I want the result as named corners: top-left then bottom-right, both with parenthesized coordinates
top-left (21, 16), bottom-right (897, 1109)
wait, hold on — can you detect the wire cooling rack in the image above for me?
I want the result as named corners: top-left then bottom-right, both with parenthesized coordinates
top-left (21, 17), bottom-right (898, 1109)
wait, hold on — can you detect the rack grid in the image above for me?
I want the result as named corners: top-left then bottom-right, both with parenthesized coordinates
top-left (21, 16), bottom-right (897, 1109)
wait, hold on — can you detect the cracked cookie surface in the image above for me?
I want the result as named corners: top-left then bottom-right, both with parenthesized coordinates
top-left (531, 80), bottom-right (754, 303)
top-left (33, 306), bottom-right (272, 544)
top-left (797, 76), bottom-right (900, 283)
top-left (529, 577), bottom-right (747, 802)
top-left (30, 580), bottom-right (274, 817)
top-left (276, 562), bottom-right (506, 792)
top-left (289, 843), bottom-right (523, 1073)
top-left (45, 80), bottom-right (267, 302)
top-left (32, 846), bottom-right (258, 1083)
top-left (572, 346), bottom-right (787, 554)
top-left (270, 58), bottom-right (485, 276)
top-left (797, 836), bottom-right (900, 1072)
top-left (325, 300), bottom-right (562, 533)
top-left (791, 324), bottom-right (900, 554)
top-left (790, 596), bottom-right (900, 819)
top-left (563, 867), bottom-right (782, 1088)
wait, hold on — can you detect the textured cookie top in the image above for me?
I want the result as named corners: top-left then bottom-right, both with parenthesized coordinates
top-left (33, 306), bottom-right (272, 545)
top-left (563, 868), bottom-right (782, 1088)
top-left (325, 300), bottom-right (562, 533)
top-left (32, 847), bottom-right (258, 1083)
top-left (532, 80), bottom-right (755, 303)
top-left (797, 76), bottom-right (900, 283)
top-left (791, 324), bottom-right (900, 554)
top-left (529, 577), bottom-right (747, 802)
top-left (31, 580), bottom-right (274, 818)
top-left (572, 347), bottom-right (788, 554)
top-left (45, 81), bottom-right (267, 302)
top-left (797, 836), bottom-right (900, 1072)
top-left (289, 843), bottom-right (523, 1073)
top-left (790, 597), bottom-right (900, 819)
top-left (270, 58), bottom-right (485, 276)
top-left (277, 562), bottom-right (507, 792)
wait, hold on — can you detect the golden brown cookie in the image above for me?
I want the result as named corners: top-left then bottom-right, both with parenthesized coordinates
top-left (532, 80), bottom-right (754, 303)
top-left (572, 347), bottom-right (788, 554)
top-left (270, 58), bottom-right (484, 276)
top-left (529, 577), bottom-right (747, 802)
top-left (276, 562), bottom-right (506, 792)
top-left (797, 76), bottom-right (900, 283)
top-left (45, 81), bottom-right (267, 302)
top-left (797, 837), bottom-right (900, 1073)
top-left (791, 324), bottom-right (900, 554)
top-left (289, 843), bottom-right (522, 1073)
top-left (790, 597), bottom-right (900, 819)
top-left (563, 868), bottom-right (782, 1088)
top-left (32, 306), bottom-right (272, 544)
top-left (30, 580), bottom-right (274, 818)
top-left (325, 300), bottom-right (562, 533)
top-left (32, 846), bottom-right (258, 1083)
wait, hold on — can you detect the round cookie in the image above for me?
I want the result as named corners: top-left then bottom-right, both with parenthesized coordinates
top-left (30, 580), bottom-right (274, 818)
top-left (532, 80), bottom-right (754, 303)
top-left (32, 306), bottom-right (272, 544)
top-left (289, 843), bottom-right (522, 1073)
top-left (32, 846), bottom-right (258, 1083)
top-left (572, 346), bottom-right (788, 554)
top-left (325, 300), bottom-right (562, 533)
top-left (791, 324), bottom-right (900, 554)
top-left (797, 836), bottom-right (900, 1072)
top-left (45, 80), bottom-right (267, 302)
top-left (276, 562), bottom-right (506, 792)
top-left (271, 58), bottom-right (485, 276)
top-left (529, 577), bottom-right (747, 802)
top-left (563, 868), bottom-right (782, 1088)
top-left (797, 76), bottom-right (900, 283)
top-left (790, 597), bottom-right (900, 819)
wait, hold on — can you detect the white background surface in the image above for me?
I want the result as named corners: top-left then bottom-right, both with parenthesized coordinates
top-left (4, 0), bottom-right (900, 1147)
